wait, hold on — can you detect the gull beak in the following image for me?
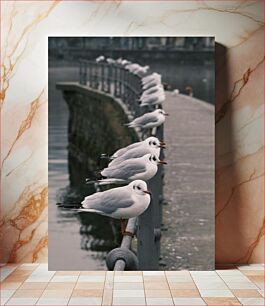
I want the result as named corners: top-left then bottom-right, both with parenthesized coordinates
top-left (159, 144), bottom-right (166, 149)
top-left (144, 190), bottom-right (151, 195)
top-left (164, 113), bottom-right (170, 116)
top-left (158, 160), bottom-right (167, 165)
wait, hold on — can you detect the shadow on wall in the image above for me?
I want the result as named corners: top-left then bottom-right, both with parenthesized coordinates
top-left (215, 43), bottom-right (258, 264)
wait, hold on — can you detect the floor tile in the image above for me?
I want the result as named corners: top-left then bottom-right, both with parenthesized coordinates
top-left (247, 276), bottom-right (264, 283)
top-left (19, 282), bottom-right (48, 290)
top-left (144, 276), bottom-right (167, 282)
top-left (6, 297), bottom-right (38, 305)
top-left (216, 270), bottom-right (245, 276)
top-left (237, 264), bottom-right (264, 271)
top-left (0, 289), bottom-right (16, 298)
top-left (232, 289), bottom-right (262, 298)
top-left (191, 271), bottom-right (217, 276)
top-left (37, 298), bottom-right (69, 305)
top-left (220, 275), bottom-right (251, 282)
top-left (25, 276), bottom-right (54, 283)
top-left (0, 267), bottom-right (19, 282)
top-left (144, 282), bottom-right (169, 290)
top-left (113, 290), bottom-right (145, 297)
top-left (203, 297), bottom-right (241, 305)
top-left (145, 290), bottom-right (172, 298)
top-left (258, 290), bottom-right (264, 297)
top-left (199, 289), bottom-right (234, 297)
top-left (226, 282), bottom-right (258, 289)
top-left (40, 290), bottom-right (72, 298)
top-left (12, 290), bottom-right (43, 298)
top-left (146, 297), bottom-right (174, 305)
top-left (68, 297), bottom-right (102, 305)
top-left (71, 289), bottom-right (103, 297)
top-left (50, 275), bottom-right (78, 282)
top-left (45, 282), bottom-right (76, 290)
top-left (102, 289), bottom-right (112, 306)
top-left (169, 282), bottom-right (197, 290)
top-left (80, 271), bottom-right (106, 275)
top-left (3, 275), bottom-right (28, 283)
top-left (1, 297), bottom-right (10, 305)
top-left (0, 282), bottom-right (22, 290)
top-left (115, 271), bottom-right (143, 276)
top-left (143, 271), bottom-right (165, 276)
top-left (165, 271), bottom-right (190, 276)
top-left (78, 275), bottom-right (105, 282)
top-left (238, 297), bottom-right (265, 305)
top-left (170, 289), bottom-right (200, 297)
top-left (74, 282), bottom-right (104, 290)
top-left (241, 270), bottom-right (264, 276)
top-left (55, 271), bottom-right (80, 276)
top-left (114, 275), bottom-right (143, 283)
top-left (255, 282), bottom-right (264, 290)
top-left (195, 281), bottom-right (228, 290)
top-left (114, 282), bottom-right (144, 290)
top-left (112, 296), bottom-right (146, 305)
top-left (166, 276), bottom-right (193, 283)
top-left (173, 297), bottom-right (206, 305)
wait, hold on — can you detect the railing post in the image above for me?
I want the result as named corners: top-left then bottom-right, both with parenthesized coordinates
top-left (137, 196), bottom-right (158, 270)
top-left (79, 60), bottom-right (87, 85)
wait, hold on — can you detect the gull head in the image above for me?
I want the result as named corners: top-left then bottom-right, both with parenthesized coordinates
top-left (145, 136), bottom-right (166, 149)
top-left (129, 180), bottom-right (151, 196)
top-left (146, 154), bottom-right (167, 165)
top-left (154, 109), bottom-right (169, 117)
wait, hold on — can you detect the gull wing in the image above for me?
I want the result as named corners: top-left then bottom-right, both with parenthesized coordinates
top-left (133, 111), bottom-right (159, 126)
top-left (81, 186), bottom-right (134, 214)
top-left (102, 158), bottom-right (147, 180)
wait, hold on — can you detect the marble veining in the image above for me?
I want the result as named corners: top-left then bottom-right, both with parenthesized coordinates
top-left (0, 0), bottom-right (264, 264)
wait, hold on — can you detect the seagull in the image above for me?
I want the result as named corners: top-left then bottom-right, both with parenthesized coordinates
top-left (140, 91), bottom-right (165, 107)
top-left (100, 154), bottom-right (167, 183)
top-left (81, 180), bottom-right (151, 219)
top-left (106, 57), bottom-right (115, 64)
top-left (140, 85), bottom-right (164, 100)
top-left (142, 78), bottom-right (162, 91)
top-left (96, 55), bottom-right (105, 63)
top-left (133, 66), bottom-right (149, 77)
top-left (108, 137), bottom-right (165, 167)
top-left (111, 137), bottom-right (165, 159)
top-left (81, 180), bottom-right (151, 235)
top-left (125, 109), bottom-right (169, 130)
top-left (142, 73), bottom-right (161, 85)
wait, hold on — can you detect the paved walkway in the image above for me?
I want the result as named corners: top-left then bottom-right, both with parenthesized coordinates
top-left (161, 92), bottom-right (215, 270)
top-left (1, 263), bottom-right (264, 305)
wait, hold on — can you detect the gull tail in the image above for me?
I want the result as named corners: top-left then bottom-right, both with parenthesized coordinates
top-left (56, 202), bottom-right (81, 209)
top-left (78, 208), bottom-right (106, 216)
top-left (97, 178), bottom-right (128, 186)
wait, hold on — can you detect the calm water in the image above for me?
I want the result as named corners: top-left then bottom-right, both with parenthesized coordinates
top-left (48, 62), bottom-right (214, 270)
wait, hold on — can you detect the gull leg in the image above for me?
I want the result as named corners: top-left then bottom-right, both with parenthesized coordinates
top-left (120, 219), bottom-right (134, 237)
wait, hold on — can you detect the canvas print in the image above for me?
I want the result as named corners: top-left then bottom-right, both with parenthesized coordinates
top-left (48, 37), bottom-right (215, 270)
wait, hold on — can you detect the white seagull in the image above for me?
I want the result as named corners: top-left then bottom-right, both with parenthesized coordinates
top-left (81, 180), bottom-right (151, 220)
top-left (109, 137), bottom-right (165, 167)
top-left (140, 91), bottom-right (165, 107)
top-left (111, 137), bottom-right (165, 159)
top-left (96, 55), bottom-right (105, 63)
top-left (125, 109), bottom-right (169, 130)
top-left (142, 73), bottom-right (161, 85)
top-left (100, 153), bottom-right (167, 183)
top-left (140, 84), bottom-right (164, 100)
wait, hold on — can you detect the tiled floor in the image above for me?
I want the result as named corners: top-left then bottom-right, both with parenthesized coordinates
top-left (0, 264), bottom-right (264, 305)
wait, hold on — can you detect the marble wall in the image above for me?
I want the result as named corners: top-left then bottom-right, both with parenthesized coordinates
top-left (0, 1), bottom-right (264, 264)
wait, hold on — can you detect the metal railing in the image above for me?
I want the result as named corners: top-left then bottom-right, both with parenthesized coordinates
top-left (79, 60), bottom-right (165, 270)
